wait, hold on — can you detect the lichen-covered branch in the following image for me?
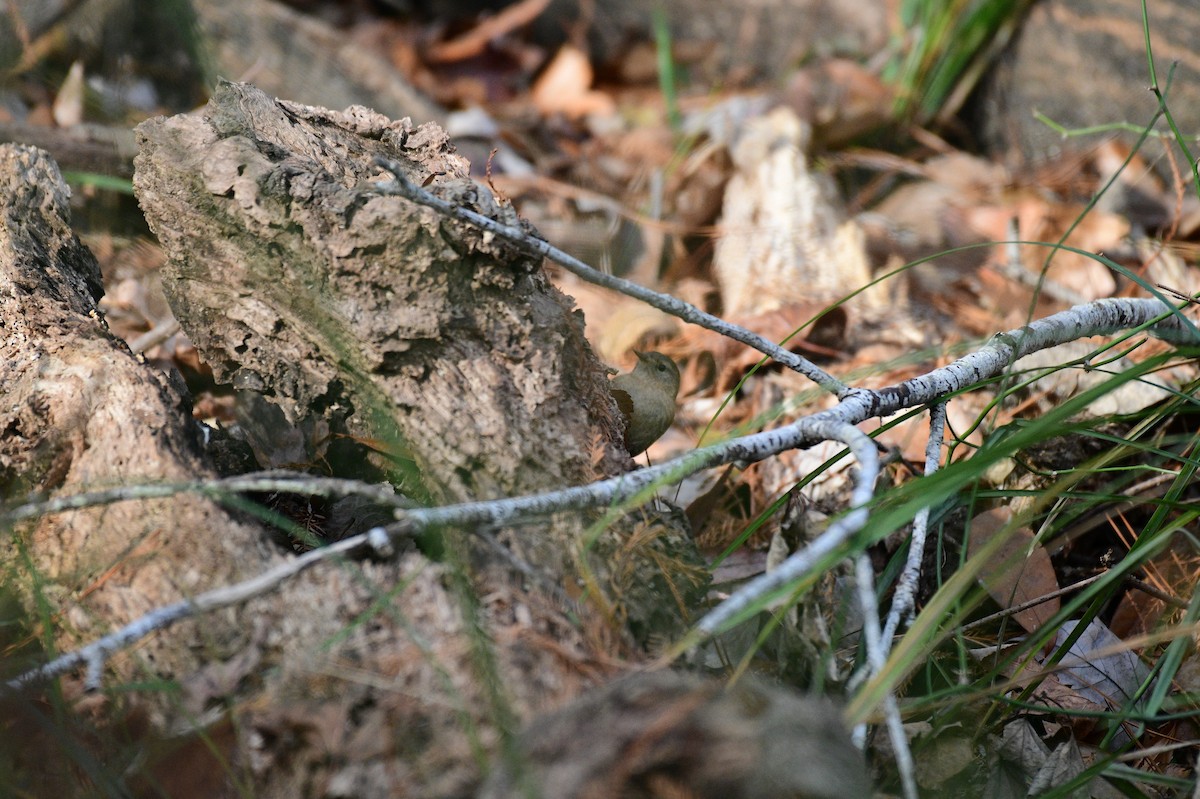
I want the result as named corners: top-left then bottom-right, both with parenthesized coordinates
top-left (9, 294), bottom-right (1194, 692)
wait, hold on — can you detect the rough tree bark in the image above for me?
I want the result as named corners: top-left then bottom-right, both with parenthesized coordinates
top-left (133, 81), bottom-right (626, 507)
top-left (1, 84), bottom-right (867, 798)
top-left (0, 135), bottom-right (621, 796)
top-left (0, 144), bottom-right (272, 689)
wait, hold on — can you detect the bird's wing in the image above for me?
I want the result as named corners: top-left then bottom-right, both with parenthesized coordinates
top-left (610, 387), bottom-right (635, 424)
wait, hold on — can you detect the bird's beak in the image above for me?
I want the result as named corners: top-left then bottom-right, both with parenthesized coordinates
top-left (633, 349), bottom-right (647, 361)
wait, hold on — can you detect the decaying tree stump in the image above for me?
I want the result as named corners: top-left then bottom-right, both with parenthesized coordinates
top-left (0, 144), bottom-right (272, 687)
top-left (133, 80), bottom-right (706, 634)
top-left (0, 142), bottom-right (529, 796)
top-left (134, 80), bottom-right (626, 508)
top-left (0, 138), bottom-right (602, 796)
top-left (1, 85), bottom-right (868, 797)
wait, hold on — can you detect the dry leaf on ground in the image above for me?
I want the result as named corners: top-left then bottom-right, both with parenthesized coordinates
top-left (967, 506), bottom-right (1060, 635)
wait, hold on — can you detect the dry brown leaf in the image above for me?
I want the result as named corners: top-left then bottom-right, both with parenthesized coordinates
top-left (675, 303), bottom-right (847, 394)
top-left (129, 715), bottom-right (240, 799)
top-left (977, 195), bottom-right (1128, 301)
top-left (671, 144), bottom-right (731, 231)
top-left (425, 0), bottom-right (551, 63)
top-left (682, 465), bottom-right (738, 546)
top-left (913, 730), bottom-right (974, 789)
top-left (594, 300), bottom-right (681, 364)
top-left (967, 506), bottom-right (1060, 635)
top-left (782, 58), bottom-right (893, 147)
top-left (1029, 620), bottom-right (1150, 749)
top-left (1093, 138), bottom-right (1170, 230)
top-left (870, 409), bottom-right (933, 466)
top-left (531, 45), bottom-right (615, 119)
top-left (1013, 340), bottom-right (1174, 418)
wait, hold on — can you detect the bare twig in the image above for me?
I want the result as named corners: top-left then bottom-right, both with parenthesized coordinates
top-left (959, 572), bottom-right (1108, 635)
top-left (959, 571), bottom-right (1188, 636)
top-left (688, 296), bottom-right (1195, 643)
top-left (127, 317), bottom-right (180, 354)
top-left (691, 419), bottom-right (879, 638)
top-left (370, 156), bottom-right (854, 397)
top-left (854, 554), bottom-right (917, 799)
top-left (1, 470), bottom-right (411, 525)
top-left (7, 530), bottom-right (395, 692)
top-left (6, 295), bottom-right (1195, 693)
top-left (881, 401), bottom-right (947, 644)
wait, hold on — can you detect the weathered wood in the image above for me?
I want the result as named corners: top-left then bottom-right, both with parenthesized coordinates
top-left (480, 670), bottom-right (873, 799)
top-left (0, 144), bottom-right (270, 688)
top-left (0, 142), bottom-right (602, 798)
top-left (0, 122), bottom-right (138, 179)
top-left (134, 80), bottom-right (626, 514)
top-left (193, 0), bottom-right (443, 125)
top-left (0, 89), bottom-right (855, 799)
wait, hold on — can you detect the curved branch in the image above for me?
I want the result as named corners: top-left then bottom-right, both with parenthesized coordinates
top-left (5, 295), bottom-right (1194, 692)
top-left (370, 157), bottom-right (852, 397)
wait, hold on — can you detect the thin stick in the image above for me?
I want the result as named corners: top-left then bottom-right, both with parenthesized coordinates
top-left (370, 156), bottom-right (852, 397)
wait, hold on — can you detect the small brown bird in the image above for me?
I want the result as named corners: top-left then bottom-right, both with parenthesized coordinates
top-left (609, 350), bottom-right (681, 457)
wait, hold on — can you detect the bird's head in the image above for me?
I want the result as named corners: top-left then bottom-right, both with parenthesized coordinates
top-left (632, 350), bottom-right (681, 398)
